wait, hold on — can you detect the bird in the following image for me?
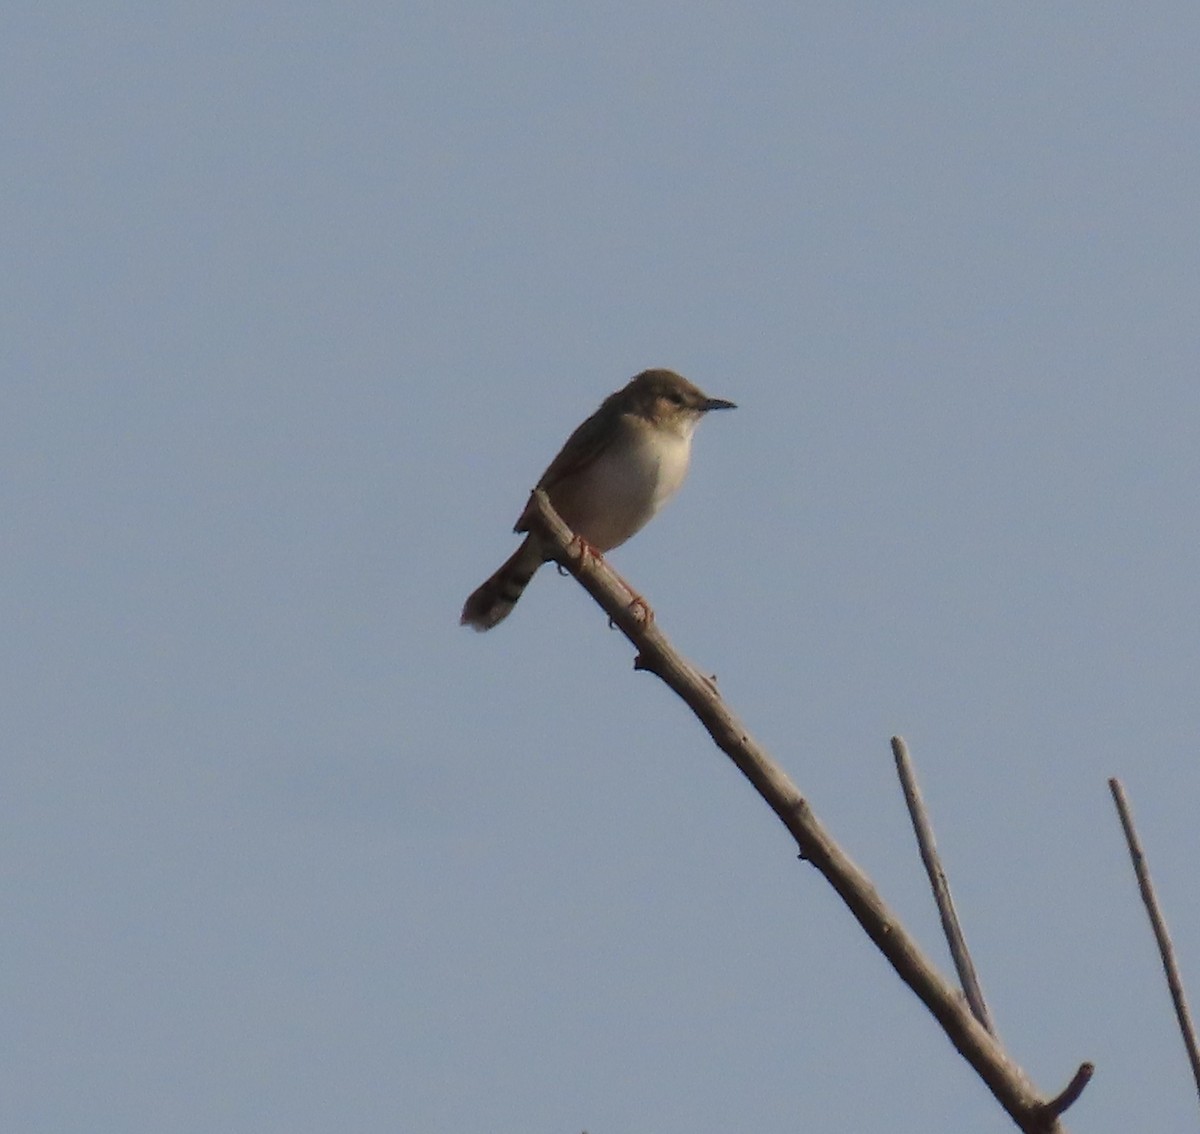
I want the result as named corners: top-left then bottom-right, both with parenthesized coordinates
top-left (460, 368), bottom-right (735, 631)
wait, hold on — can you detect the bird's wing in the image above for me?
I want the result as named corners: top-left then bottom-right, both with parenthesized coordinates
top-left (511, 393), bottom-right (624, 533)
top-left (535, 394), bottom-right (621, 491)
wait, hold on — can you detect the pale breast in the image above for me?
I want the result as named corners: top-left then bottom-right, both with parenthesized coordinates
top-left (550, 417), bottom-right (695, 551)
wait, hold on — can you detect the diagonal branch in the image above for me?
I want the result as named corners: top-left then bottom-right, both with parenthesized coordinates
top-left (892, 735), bottom-right (996, 1035)
top-left (1109, 777), bottom-right (1200, 1106)
top-left (523, 489), bottom-right (1089, 1134)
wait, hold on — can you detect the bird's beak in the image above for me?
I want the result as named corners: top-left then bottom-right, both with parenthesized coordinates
top-left (702, 397), bottom-right (737, 412)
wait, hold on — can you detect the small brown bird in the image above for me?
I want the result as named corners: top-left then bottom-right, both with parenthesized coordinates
top-left (461, 368), bottom-right (735, 631)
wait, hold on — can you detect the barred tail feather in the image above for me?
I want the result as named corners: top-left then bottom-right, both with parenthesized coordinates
top-left (460, 536), bottom-right (544, 631)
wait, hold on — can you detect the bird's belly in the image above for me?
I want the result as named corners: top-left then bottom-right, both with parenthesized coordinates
top-left (557, 428), bottom-right (691, 551)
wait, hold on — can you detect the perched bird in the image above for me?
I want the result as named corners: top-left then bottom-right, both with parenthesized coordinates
top-left (461, 368), bottom-right (735, 631)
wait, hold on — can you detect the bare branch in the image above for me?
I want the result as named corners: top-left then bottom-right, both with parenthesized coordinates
top-left (524, 489), bottom-right (1089, 1132)
top-left (1109, 777), bottom-right (1200, 1104)
top-left (891, 735), bottom-right (995, 1034)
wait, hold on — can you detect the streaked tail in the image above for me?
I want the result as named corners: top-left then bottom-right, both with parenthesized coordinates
top-left (460, 536), bottom-right (544, 631)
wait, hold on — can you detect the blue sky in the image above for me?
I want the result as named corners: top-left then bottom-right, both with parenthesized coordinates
top-left (5, 4), bottom-right (1200, 1131)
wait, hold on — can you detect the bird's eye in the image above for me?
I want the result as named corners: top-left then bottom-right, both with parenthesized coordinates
top-left (666, 391), bottom-right (684, 405)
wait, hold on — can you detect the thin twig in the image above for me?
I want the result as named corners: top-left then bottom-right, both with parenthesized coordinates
top-left (522, 489), bottom-right (1089, 1133)
top-left (1109, 777), bottom-right (1200, 1105)
top-left (891, 735), bottom-right (995, 1035)
top-left (1038, 1063), bottom-right (1094, 1120)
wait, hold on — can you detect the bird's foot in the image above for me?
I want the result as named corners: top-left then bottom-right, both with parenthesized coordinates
top-left (567, 533), bottom-right (605, 566)
top-left (607, 589), bottom-right (654, 629)
top-left (627, 593), bottom-right (654, 625)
